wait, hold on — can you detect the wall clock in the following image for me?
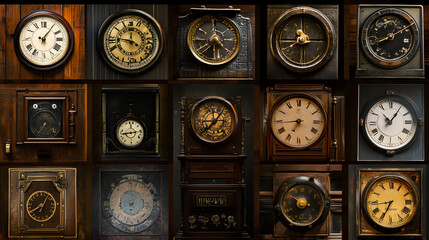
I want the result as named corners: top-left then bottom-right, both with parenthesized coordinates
top-left (360, 91), bottom-right (422, 156)
top-left (356, 5), bottom-right (424, 78)
top-left (267, 84), bottom-right (332, 161)
top-left (14, 10), bottom-right (74, 71)
top-left (270, 6), bottom-right (335, 73)
top-left (187, 15), bottom-right (240, 65)
top-left (28, 100), bottom-right (63, 139)
top-left (274, 176), bottom-right (330, 231)
top-left (102, 87), bottom-right (159, 159)
top-left (9, 168), bottom-right (77, 238)
top-left (98, 9), bottom-right (164, 74)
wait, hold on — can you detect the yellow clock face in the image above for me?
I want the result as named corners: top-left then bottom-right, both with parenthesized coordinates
top-left (100, 10), bottom-right (163, 73)
top-left (191, 97), bottom-right (238, 143)
top-left (116, 118), bottom-right (145, 148)
top-left (26, 190), bottom-right (57, 222)
top-left (363, 175), bottom-right (418, 229)
top-left (187, 16), bottom-right (240, 65)
top-left (270, 95), bottom-right (326, 148)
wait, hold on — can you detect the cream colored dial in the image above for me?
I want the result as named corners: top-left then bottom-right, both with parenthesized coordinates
top-left (271, 96), bottom-right (326, 148)
top-left (116, 118), bottom-right (145, 148)
top-left (18, 15), bottom-right (70, 66)
top-left (363, 175), bottom-right (418, 229)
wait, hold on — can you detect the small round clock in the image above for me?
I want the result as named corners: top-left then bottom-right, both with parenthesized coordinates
top-left (14, 10), bottom-right (74, 70)
top-left (187, 15), bottom-right (241, 65)
top-left (98, 9), bottom-right (164, 74)
top-left (26, 190), bottom-right (57, 222)
top-left (115, 117), bottom-right (146, 149)
top-left (29, 101), bottom-right (62, 139)
top-left (190, 96), bottom-right (238, 144)
top-left (270, 6), bottom-right (335, 73)
top-left (361, 92), bottom-right (421, 155)
top-left (270, 94), bottom-right (327, 148)
top-left (103, 174), bottom-right (160, 233)
top-left (362, 173), bottom-right (419, 232)
top-left (360, 8), bottom-right (420, 68)
top-left (275, 176), bottom-right (330, 230)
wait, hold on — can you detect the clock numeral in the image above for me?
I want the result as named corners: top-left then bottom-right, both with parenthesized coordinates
top-left (27, 29), bottom-right (34, 33)
top-left (369, 200), bottom-right (378, 205)
top-left (379, 104), bottom-right (385, 110)
top-left (306, 102), bottom-right (311, 109)
top-left (128, 21), bottom-right (133, 26)
top-left (54, 30), bottom-right (61, 35)
top-left (41, 21), bottom-right (47, 28)
top-left (404, 38), bottom-right (409, 43)
top-left (136, 21), bottom-right (142, 27)
top-left (398, 214), bottom-right (403, 222)
top-left (372, 191), bottom-right (380, 196)
top-left (379, 212), bottom-right (386, 221)
top-left (312, 109), bottom-right (319, 115)
top-left (32, 49), bottom-right (38, 56)
top-left (56, 37), bottom-right (63, 42)
top-left (403, 192), bottom-right (410, 197)
top-left (370, 111), bottom-right (379, 116)
top-left (285, 134), bottom-right (291, 142)
top-left (405, 120), bottom-right (412, 124)
top-left (403, 112), bottom-right (410, 116)
top-left (378, 134), bottom-right (384, 142)
top-left (389, 102), bottom-right (393, 108)
top-left (389, 182), bottom-right (394, 189)
top-left (104, 201), bottom-right (109, 206)
top-left (372, 128), bottom-right (378, 135)
top-left (129, 57), bottom-right (136, 63)
top-left (397, 184), bottom-right (402, 191)
top-left (279, 110), bottom-right (286, 114)
top-left (49, 50), bottom-right (55, 56)
top-left (296, 137), bottom-right (301, 144)
top-left (311, 127), bottom-right (318, 134)
top-left (369, 121), bottom-right (376, 126)
top-left (296, 99), bottom-right (301, 107)
top-left (110, 45), bottom-right (117, 51)
top-left (277, 127), bottom-right (285, 134)
top-left (33, 23), bottom-right (39, 29)
top-left (373, 208), bottom-right (380, 214)
top-left (53, 43), bottom-right (61, 51)
top-left (402, 128), bottom-right (410, 134)
top-left (379, 183), bottom-right (386, 190)
top-left (108, 37), bottom-right (116, 43)
top-left (42, 52), bottom-right (46, 59)
top-left (388, 215), bottom-right (392, 224)
top-left (313, 120), bottom-right (322, 124)
top-left (26, 44), bottom-right (33, 51)
top-left (402, 206), bottom-right (411, 214)
top-left (405, 199), bottom-right (412, 205)
top-left (286, 102), bottom-right (292, 109)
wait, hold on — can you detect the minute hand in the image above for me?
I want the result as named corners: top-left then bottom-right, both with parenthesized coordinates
top-left (390, 105), bottom-right (402, 122)
top-left (378, 22), bottom-right (415, 43)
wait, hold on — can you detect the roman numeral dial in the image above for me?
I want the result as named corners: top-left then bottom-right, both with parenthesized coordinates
top-left (271, 95), bottom-right (326, 148)
top-left (363, 174), bottom-right (419, 230)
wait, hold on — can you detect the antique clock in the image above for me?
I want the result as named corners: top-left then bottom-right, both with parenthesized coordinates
top-left (9, 168), bottom-right (77, 238)
top-left (176, 7), bottom-right (253, 79)
top-left (358, 85), bottom-right (424, 161)
top-left (357, 168), bottom-right (422, 237)
top-left (98, 9), bottom-right (164, 74)
top-left (356, 5), bottom-right (424, 78)
top-left (28, 101), bottom-right (63, 139)
top-left (14, 10), bottom-right (74, 70)
top-left (267, 84), bottom-right (332, 161)
top-left (181, 96), bottom-right (243, 156)
top-left (93, 165), bottom-right (168, 239)
top-left (102, 87), bottom-right (159, 159)
top-left (275, 176), bottom-right (330, 231)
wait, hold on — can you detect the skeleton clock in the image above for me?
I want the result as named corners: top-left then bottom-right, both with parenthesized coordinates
top-left (9, 168), bottom-right (77, 238)
top-left (356, 5), bottom-right (424, 78)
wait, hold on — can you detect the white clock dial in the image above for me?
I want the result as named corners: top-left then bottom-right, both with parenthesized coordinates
top-left (271, 96), bottom-right (326, 148)
top-left (364, 97), bottom-right (417, 151)
top-left (116, 118), bottom-right (145, 148)
top-left (18, 14), bottom-right (71, 67)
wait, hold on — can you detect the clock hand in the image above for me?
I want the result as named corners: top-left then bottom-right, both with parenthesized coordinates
top-left (378, 22), bottom-right (415, 43)
top-left (122, 130), bottom-right (137, 135)
top-left (41, 24), bottom-right (55, 42)
top-left (39, 195), bottom-right (49, 212)
top-left (29, 204), bottom-right (42, 213)
top-left (382, 113), bottom-right (392, 125)
top-left (390, 105), bottom-right (403, 122)
top-left (281, 42), bottom-right (298, 51)
top-left (202, 108), bottom-right (225, 133)
top-left (120, 38), bottom-right (139, 47)
top-left (380, 200), bottom-right (393, 221)
top-left (38, 122), bottom-right (47, 134)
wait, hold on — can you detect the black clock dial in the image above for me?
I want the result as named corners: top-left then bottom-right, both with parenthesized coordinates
top-left (26, 190), bottom-right (57, 222)
top-left (361, 8), bottom-right (419, 68)
top-left (28, 101), bottom-right (63, 139)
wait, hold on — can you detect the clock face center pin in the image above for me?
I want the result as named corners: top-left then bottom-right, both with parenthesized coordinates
top-left (210, 35), bottom-right (221, 45)
top-left (297, 198), bottom-right (309, 209)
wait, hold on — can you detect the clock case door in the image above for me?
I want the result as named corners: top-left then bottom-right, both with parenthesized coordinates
top-left (266, 84), bottom-right (333, 162)
top-left (356, 168), bottom-right (423, 237)
top-left (357, 84), bottom-right (424, 161)
top-left (180, 96), bottom-right (243, 157)
top-left (355, 4), bottom-right (424, 79)
top-left (8, 168), bottom-right (77, 238)
top-left (267, 5), bottom-right (339, 80)
top-left (92, 164), bottom-right (168, 239)
top-left (176, 7), bottom-right (253, 80)
top-left (102, 86), bottom-right (160, 160)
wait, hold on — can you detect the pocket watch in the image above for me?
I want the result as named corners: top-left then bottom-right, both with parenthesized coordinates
top-left (190, 96), bottom-right (238, 144)
top-left (360, 8), bottom-right (420, 68)
top-left (362, 173), bottom-right (419, 232)
top-left (275, 176), bottom-right (330, 231)
top-left (187, 15), bottom-right (240, 65)
top-left (270, 94), bottom-right (327, 148)
top-left (98, 9), bottom-right (164, 74)
top-left (28, 100), bottom-right (63, 139)
top-left (103, 174), bottom-right (160, 233)
top-left (360, 91), bottom-right (422, 155)
top-left (14, 10), bottom-right (74, 70)
top-left (270, 6), bottom-right (335, 73)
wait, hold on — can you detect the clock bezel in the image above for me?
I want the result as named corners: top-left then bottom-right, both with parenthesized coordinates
top-left (360, 8), bottom-right (420, 69)
top-left (361, 173), bottom-right (419, 233)
top-left (274, 176), bottom-right (330, 231)
top-left (13, 10), bottom-right (75, 71)
top-left (97, 9), bottom-right (164, 74)
top-left (269, 93), bottom-right (328, 149)
top-left (269, 6), bottom-right (335, 73)
top-left (114, 116), bottom-right (147, 150)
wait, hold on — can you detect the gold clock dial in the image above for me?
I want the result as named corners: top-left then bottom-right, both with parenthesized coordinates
top-left (191, 97), bottom-right (238, 143)
top-left (26, 190), bottom-right (57, 222)
top-left (115, 118), bottom-right (145, 148)
top-left (99, 10), bottom-right (163, 73)
top-left (363, 174), bottom-right (418, 230)
top-left (270, 95), bottom-right (326, 148)
top-left (187, 16), bottom-right (240, 65)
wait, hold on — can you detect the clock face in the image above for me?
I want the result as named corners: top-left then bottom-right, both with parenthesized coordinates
top-left (270, 95), bottom-right (326, 148)
top-left (103, 174), bottom-right (160, 233)
top-left (187, 15), bottom-right (241, 65)
top-left (28, 101), bottom-right (63, 139)
top-left (26, 190), bottom-right (57, 222)
top-left (270, 7), bottom-right (335, 72)
top-left (115, 117), bottom-right (146, 148)
top-left (98, 10), bottom-right (163, 73)
top-left (360, 8), bottom-right (419, 68)
top-left (190, 97), bottom-right (238, 144)
top-left (14, 10), bottom-right (74, 70)
top-left (362, 174), bottom-right (419, 230)
top-left (363, 95), bottom-right (418, 152)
